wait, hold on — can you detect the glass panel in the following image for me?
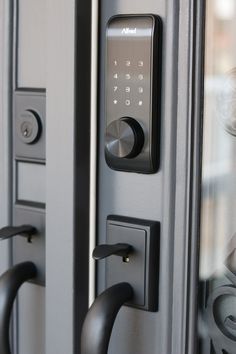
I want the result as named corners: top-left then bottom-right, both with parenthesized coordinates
top-left (17, 0), bottom-right (46, 88)
top-left (198, 1), bottom-right (236, 353)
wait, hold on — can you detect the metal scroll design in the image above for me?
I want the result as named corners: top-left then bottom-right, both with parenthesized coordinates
top-left (205, 235), bottom-right (236, 354)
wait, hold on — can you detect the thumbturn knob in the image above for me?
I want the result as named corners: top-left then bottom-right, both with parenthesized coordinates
top-left (105, 117), bottom-right (144, 158)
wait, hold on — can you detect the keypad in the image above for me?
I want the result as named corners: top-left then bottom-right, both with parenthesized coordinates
top-left (105, 15), bottom-right (162, 173)
top-left (108, 58), bottom-right (149, 113)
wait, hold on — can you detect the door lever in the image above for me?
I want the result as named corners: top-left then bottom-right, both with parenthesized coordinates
top-left (224, 315), bottom-right (236, 331)
top-left (0, 225), bottom-right (37, 242)
top-left (92, 243), bottom-right (132, 260)
top-left (81, 282), bottom-right (133, 354)
top-left (0, 262), bottom-right (37, 354)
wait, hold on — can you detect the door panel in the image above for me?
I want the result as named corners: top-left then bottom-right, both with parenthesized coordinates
top-left (17, 0), bottom-right (46, 88)
top-left (96, 1), bottom-right (177, 353)
top-left (46, 0), bottom-right (76, 353)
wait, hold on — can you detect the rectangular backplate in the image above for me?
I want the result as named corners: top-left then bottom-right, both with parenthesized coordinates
top-left (105, 15), bottom-right (162, 173)
top-left (106, 215), bottom-right (160, 311)
top-left (14, 90), bottom-right (46, 161)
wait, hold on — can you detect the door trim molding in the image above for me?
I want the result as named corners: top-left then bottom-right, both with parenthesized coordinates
top-left (46, 1), bottom-right (76, 353)
top-left (0, 0), bottom-right (13, 274)
top-left (89, 0), bottom-right (99, 307)
top-left (171, 1), bottom-right (205, 353)
top-left (74, 0), bottom-right (93, 352)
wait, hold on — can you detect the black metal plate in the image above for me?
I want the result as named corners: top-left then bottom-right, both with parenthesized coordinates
top-left (106, 215), bottom-right (160, 311)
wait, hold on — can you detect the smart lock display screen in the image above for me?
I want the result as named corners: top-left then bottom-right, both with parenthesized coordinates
top-left (105, 15), bottom-right (162, 173)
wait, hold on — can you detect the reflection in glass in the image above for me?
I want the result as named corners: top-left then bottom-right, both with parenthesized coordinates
top-left (198, 1), bottom-right (236, 353)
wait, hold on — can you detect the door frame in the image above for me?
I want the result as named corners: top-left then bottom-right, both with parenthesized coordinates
top-left (171, 1), bottom-right (205, 353)
top-left (46, 0), bottom-right (95, 353)
top-left (0, 0), bottom-right (207, 353)
top-left (0, 0), bottom-right (13, 272)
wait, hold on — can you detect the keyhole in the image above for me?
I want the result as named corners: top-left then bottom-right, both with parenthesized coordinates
top-left (23, 128), bottom-right (29, 137)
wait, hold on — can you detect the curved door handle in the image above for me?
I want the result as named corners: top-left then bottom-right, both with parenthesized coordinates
top-left (0, 262), bottom-right (37, 354)
top-left (81, 282), bottom-right (133, 354)
top-left (92, 243), bottom-right (132, 260)
top-left (224, 315), bottom-right (236, 330)
top-left (0, 225), bottom-right (37, 241)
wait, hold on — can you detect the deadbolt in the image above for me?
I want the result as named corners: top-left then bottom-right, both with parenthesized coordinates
top-left (16, 109), bottom-right (42, 144)
top-left (105, 15), bottom-right (162, 173)
top-left (105, 117), bottom-right (144, 158)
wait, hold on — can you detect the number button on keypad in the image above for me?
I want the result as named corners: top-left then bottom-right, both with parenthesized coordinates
top-left (138, 74), bottom-right (144, 80)
top-left (138, 87), bottom-right (144, 93)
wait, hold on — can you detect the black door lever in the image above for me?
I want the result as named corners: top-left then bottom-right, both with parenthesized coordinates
top-left (0, 262), bottom-right (37, 354)
top-left (0, 225), bottom-right (37, 242)
top-left (92, 243), bottom-right (132, 260)
top-left (81, 282), bottom-right (133, 354)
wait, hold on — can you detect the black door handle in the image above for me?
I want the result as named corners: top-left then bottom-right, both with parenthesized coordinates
top-left (224, 315), bottom-right (236, 330)
top-left (0, 262), bottom-right (37, 354)
top-left (0, 225), bottom-right (37, 242)
top-left (92, 243), bottom-right (132, 260)
top-left (81, 282), bottom-right (133, 354)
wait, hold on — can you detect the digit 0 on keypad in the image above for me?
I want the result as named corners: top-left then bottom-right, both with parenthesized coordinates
top-left (105, 15), bottom-right (162, 173)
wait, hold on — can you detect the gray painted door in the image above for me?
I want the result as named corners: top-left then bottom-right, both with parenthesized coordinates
top-left (94, 1), bottom-right (200, 354)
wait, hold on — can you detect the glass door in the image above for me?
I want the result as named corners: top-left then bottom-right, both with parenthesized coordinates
top-left (198, 1), bottom-right (236, 353)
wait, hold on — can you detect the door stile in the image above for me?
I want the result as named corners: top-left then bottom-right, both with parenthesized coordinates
top-left (171, 0), bottom-right (206, 353)
top-left (0, 0), bottom-right (13, 273)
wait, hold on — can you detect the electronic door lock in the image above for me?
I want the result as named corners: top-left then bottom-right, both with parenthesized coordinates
top-left (105, 15), bottom-right (162, 173)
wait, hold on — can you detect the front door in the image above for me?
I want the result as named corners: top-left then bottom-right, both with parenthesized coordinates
top-left (1, 1), bottom-right (234, 354)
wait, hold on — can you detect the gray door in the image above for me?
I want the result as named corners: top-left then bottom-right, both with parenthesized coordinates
top-left (82, 0), bottom-right (204, 354)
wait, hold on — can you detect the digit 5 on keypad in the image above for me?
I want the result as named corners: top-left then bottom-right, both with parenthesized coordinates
top-left (105, 15), bottom-right (162, 173)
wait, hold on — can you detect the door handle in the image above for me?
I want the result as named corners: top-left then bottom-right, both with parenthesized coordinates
top-left (224, 315), bottom-right (236, 330)
top-left (0, 225), bottom-right (37, 242)
top-left (0, 262), bottom-right (37, 354)
top-left (81, 282), bottom-right (133, 354)
top-left (92, 243), bottom-right (132, 260)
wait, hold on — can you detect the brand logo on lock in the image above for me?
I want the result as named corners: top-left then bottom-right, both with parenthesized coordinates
top-left (121, 27), bottom-right (137, 35)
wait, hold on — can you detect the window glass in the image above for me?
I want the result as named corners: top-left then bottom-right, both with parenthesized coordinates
top-left (198, 1), bottom-right (236, 353)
